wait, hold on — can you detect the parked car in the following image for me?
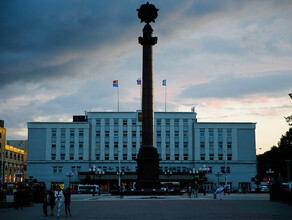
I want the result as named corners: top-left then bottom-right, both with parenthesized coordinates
top-left (260, 185), bottom-right (269, 192)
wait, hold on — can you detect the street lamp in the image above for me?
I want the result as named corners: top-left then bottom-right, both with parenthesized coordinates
top-left (89, 165), bottom-right (98, 196)
top-left (116, 169), bottom-right (124, 189)
top-left (215, 170), bottom-right (222, 185)
top-left (164, 169), bottom-right (172, 181)
top-left (189, 168), bottom-right (199, 181)
top-left (199, 165), bottom-right (210, 196)
top-left (66, 172), bottom-right (74, 189)
top-left (96, 169), bottom-right (105, 195)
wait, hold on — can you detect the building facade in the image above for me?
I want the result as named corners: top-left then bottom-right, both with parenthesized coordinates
top-left (27, 110), bottom-right (257, 191)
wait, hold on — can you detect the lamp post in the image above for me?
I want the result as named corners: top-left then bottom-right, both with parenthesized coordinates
top-left (89, 165), bottom-right (97, 196)
top-left (66, 172), bottom-right (74, 189)
top-left (286, 160), bottom-right (290, 183)
top-left (96, 169), bottom-right (105, 195)
top-left (199, 165), bottom-right (210, 196)
top-left (189, 168), bottom-right (199, 181)
top-left (164, 170), bottom-right (172, 181)
top-left (266, 169), bottom-right (274, 185)
top-left (116, 169), bottom-right (124, 189)
top-left (215, 170), bottom-right (222, 185)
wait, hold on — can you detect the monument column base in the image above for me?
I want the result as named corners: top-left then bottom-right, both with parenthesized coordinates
top-left (136, 146), bottom-right (160, 190)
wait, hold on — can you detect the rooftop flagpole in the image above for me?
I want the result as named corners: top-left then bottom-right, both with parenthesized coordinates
top-left (113, 80), bottom-right (119, 112)
top-left (162, 79), bottom-right (167, 112)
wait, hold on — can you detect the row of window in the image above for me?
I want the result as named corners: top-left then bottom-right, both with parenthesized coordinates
top-left (51, 128), bottom-right (84, 137)
top-left (5, 151), bottom-right (24, 161)
top-left (96, 130), bottom-right (189, 137)
top-left (52, 165), bottom-right (231, 174)
top-left (200, 128), bottom-right (232, 137)
top-left (95, 119), bottom-right (189, 126)
top-left (200, 141), bottom-right (232, 149)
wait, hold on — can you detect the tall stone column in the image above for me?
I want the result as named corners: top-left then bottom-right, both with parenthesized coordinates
top-left (136, 2), bottom-right (160, 190)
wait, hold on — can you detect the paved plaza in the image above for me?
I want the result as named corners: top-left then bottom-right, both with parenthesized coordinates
top-left (1, 193), bottom-right (292, 220)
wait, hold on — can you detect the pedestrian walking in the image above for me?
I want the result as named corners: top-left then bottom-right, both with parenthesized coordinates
top-left (212, 183), bottom-right (217, 199)
top-left (42, 190), bottom-right (49, 216)
top-left (193, 182), bottom-right (199, 198)
top-left (49, 187), bottom-right (56, 216)
top-left (64, 188), bottom-right (71, 217)
top-left (215, 183), bottom-right (225, 200)
top-left (187, 183), bottom-right (193, 198)
top-left (55, 185), bottom-right (64, 217)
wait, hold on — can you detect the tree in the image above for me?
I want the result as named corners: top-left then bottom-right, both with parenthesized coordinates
top-left (257, 128), bottom-right (292, 182)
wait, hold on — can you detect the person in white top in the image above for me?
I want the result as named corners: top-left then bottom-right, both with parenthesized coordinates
top-left (215, 183), bottom-right (225, 200)
top-left (54, 185), bottom-right (64, 217)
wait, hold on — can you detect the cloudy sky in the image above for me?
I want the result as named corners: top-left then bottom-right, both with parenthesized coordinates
top-left (1, 0), bottom-right (292, 154)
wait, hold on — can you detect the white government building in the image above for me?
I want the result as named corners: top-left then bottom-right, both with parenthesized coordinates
top-left (27, 109), bottom-right (257, 192)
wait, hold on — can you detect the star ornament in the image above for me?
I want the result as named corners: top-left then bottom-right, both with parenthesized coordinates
top-left (137, 2), bottom-right (159, 24)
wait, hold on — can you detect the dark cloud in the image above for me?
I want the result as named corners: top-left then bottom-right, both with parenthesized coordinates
top-left (179, 70), bottom-right (292, 99)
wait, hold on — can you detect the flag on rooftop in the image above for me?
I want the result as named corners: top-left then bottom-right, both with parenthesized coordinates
top-left (162, 79), bottom-right (166, 86)
top-left (137, 78), bottom-right (141, 85)
top-left (113, 80), bottom-right (118, 87)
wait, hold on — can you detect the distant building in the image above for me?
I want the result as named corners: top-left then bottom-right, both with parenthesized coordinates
top-left (0, 122), bottom-right (6, 184)
top-left (27, 110), bottom-right (257, 191)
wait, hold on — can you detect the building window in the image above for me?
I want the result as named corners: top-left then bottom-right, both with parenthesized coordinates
top-left (123, 154), bottom-right (127, 160)
top-left (70, 129), bottom-right (75, 137)
top-left (70, 141), bottom-right (74, 148)
top-left (51, 154), bottom-right (56, 160)
top-left (218, 154), bottom-right (223, 160)
top-left (165, 119), bottom-right (170, 126)
top-left (200, 142), bottom-right (205, 149)
top-left (218, 129), bottom-right (223, 137)
top-left (132, 119), bottom-right (136, 125)
top-left (52, 166), bottom-right (63, 173)
top-left (183, 131), bottom-right (188, 137)
top-left (227, 129), bottom-right (232, 137)
top-left (114, 155), bottom-right (118, 160)
top-left (209, 154), bottom-right (214, 160)
top-left (166, 131), bottom-right (170, 137)
top-left (157, 131), bottom-right (161, 137)
top-left (60, 154), bottom-right (65, 160)
top-left (79, 155), bottom-right (83, 160)
top-left (166, 154), bottom-right (170, 160)
top-left (200, 129), bottom-right (205, 137)
top-left (114, 131), bottom-right (118, 137)
top-left (70, 154), bottom-right (74, 160)
top-left (96, 131), bottom-right (100, 137)
top-left (157, 142), bottom-right (161, 148)
top-left (96, 119), bottom-right (101, 125)
top-left (96, 154), bottom-right (100, 160)
top-left (61, 142), bottom-right (65, 148)
top-left (183, 119), bottom-right (188, 125)
top-left (209, 129), bottom-right (214, 137)
top-left (61, 128), bottom-right (66, 137)
top-left (132, 131), bottom-right (136, 137)
top-left (79, 129), bottom-right (84, 137)
top-left (175, 131), bottom-right (179, 137)
top-left (175, 142), bottom-right (179, 149)
top-left (218, 142), bottom-right (223, 149)
top-left (114, 119), bottom-right (118, 125)
top-left (227, 142), bottom-right (232, 149)
top-left (123, 131), bottom-right (127, 137)
top-left (52, 128), bottom-right (56, 137)
top-left (227, 154), bottom-right (232, 160)
top-left (209, 142), bottom-right (214, 149)
top-left (184, 142), bottom-right (188, 149)
top-left (105, 131), bottom-right (109, 137)
top-left (132, 154), bottom-right (136, 160)
top-left (79, 141), bottom-right (83, 148)
top-left (166, 143), bottom-right (170, 149)
top-left (200, 154), bottom-right (205, 160)
top-left (105, 154), bottom-right (109, 160)
top-left (208, 167), bottom-right (213, 173)
top-left (72, 166), bottom-right (76, 173)
top-left (53, 166), bottom-right (58, 173)
top-left (114, 142), bottom-right (118, 148)
top-left (175, 154), bottom-right (179, 160)
top-left (183, 154), bottom-right (188, 160)
top-left (132, 143), bottom-right (136, 148)
top-left (123, 143), bottom-right (127, 148)
top-left (123, 119), bottom-right (127, 125)
top-left (156, 119), bottom-right (161, 126)
top-left (174, 119), bottom-right (179, 125)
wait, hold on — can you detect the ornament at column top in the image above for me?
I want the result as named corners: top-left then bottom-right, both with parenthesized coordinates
top-left (137, 2), bottom-right (159, 24)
